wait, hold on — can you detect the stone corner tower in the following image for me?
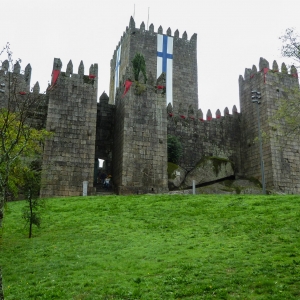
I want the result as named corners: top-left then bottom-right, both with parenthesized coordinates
top-left (239, 57), bottom-right (300, 193)
top-left (40, 58), bottom-right (98, 197)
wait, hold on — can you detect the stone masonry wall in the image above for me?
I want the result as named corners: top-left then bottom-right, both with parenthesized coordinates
top-left (239, 58), bottom-right (300, 193)
top-left (112, 79), bottom-right (168, 194)
top-left (167, 107), bottom-right (241, 173)
top-left (40, 58), bottom-right (98, 197)
top-left (109, 17), bottom-right (198, 112)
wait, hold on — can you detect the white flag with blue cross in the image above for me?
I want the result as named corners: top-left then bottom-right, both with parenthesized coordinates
top-left (157, 34), bottom-right (173, 105)
top-left (114, 45), bottom-right (122, 102)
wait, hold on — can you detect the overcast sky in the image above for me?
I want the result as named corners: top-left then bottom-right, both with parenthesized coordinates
top-left (1, 0), bottom-right (300, 116)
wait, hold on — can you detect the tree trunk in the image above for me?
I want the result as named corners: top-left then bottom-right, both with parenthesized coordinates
top-left (0, 267), bottom-right (4, 299)
top-left (29, 195), bottom-right (33, 239)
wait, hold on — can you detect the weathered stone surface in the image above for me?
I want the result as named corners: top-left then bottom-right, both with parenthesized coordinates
top-left (195, 179), bottom-right (263, 194)
top-left (169, 179), bottom-right (264, 195)
top-left (167, 163), bottom-right (186, 190)
top-left (183, 157), bottom-right (234, 188)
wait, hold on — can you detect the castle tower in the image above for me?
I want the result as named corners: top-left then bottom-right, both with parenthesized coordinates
top-left (111, 69), bottom-right (168, 194)
top-left (239, 58), bottom-right (300, 193)
top-left (109, 17), bottom-right (198, 112)
top-left (40, 59), bottom-right (98, 197)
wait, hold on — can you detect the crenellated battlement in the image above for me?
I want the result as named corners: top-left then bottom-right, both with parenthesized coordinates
top-left (112, 16), bottom-right (197, 59)
top-left (48, 58), bottom-right (98, 91)
top-left (0, 60), bottom-right (33, 94)
top-left (126, 16), bottom-right (197, 42)
top-left (167, 102), bottom-right (239, 122)
top-left (239, 57), bottom-right (298, 83)
top-left (0, 60), bottom-right (48, 130)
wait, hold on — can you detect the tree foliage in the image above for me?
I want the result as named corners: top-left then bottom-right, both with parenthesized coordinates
top-left (167, 135), bottom-right (182, 164)
top-left (274, 29), bottom-right (300, 136)
top-left (0, 108), bottom-right (50, 198)
top-left (272, 89), bottom-right (300, 136)
top-left (0, 44), bottom-right (51, 224)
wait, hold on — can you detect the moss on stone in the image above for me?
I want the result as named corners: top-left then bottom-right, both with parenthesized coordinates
top-left (167, 162), bottom-right (179, 179)
top-left (234, 186), bottom-right (242, 194)
top-left (223, 179), bottom-right (234, 187)
top-left (196, 156), bottom-right (234, 176)
top-left (248, 177), bottom-right (262, 188)
top-left (134, 81), bottom-right (147, 95)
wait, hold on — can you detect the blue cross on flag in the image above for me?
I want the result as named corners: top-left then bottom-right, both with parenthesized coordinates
top-left (157, 34), bottom-right (173, 105)
top-left (114, 45), bottom-right (122, 101)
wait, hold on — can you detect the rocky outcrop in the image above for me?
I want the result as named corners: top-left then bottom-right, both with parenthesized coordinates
top-left (168, 178), bottom-right (265, 195)
top-left (183, 157), bottom-right (234, 188)
top-left (167, 162), bottom-right (186, 190)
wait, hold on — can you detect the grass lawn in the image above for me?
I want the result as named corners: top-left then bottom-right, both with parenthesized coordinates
top-left (1, 194), bottom-right (300, 299)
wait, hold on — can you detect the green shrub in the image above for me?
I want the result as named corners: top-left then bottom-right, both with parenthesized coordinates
top-left (132, 53), bottom-right (147, 83)
top-left (167, 135), bottom-right (182, 164)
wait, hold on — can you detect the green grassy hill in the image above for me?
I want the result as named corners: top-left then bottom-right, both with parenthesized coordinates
top-left (1, 194), bottom-right (300, 299)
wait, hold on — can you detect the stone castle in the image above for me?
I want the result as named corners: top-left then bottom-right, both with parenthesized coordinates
top-left (0, 16), bottom-right (299, 196)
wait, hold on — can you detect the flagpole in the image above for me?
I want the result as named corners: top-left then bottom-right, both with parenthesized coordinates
top-left (147, 7), bottom-right (149, 30)
top-left (133, 4), bottom-right (135, 19)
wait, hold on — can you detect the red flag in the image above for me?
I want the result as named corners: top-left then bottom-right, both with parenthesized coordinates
top-left (122, 80), bottom-right (133, 97)
top-left (51, 70), bottom-right (60, 85)
top-left (262, 68), bottom-right (269, 84)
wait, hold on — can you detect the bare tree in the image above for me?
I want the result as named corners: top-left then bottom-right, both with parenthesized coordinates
top-left (280, 28), bottom-right (300, 68)
top-left (0, 43), bottom-right (48, 217)
top-left (0, 43), bottom-right (50, 299)
top-left (272, 29), bottom-right (300, 136)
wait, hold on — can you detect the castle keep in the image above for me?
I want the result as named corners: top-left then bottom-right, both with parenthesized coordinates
top-left (1, 17), bottom-right (299, 196)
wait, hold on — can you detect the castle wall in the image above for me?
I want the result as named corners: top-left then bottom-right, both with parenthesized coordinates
top-left (239, 58), bottom-right (300, 193)
top-left (109, 17), bottom-right (198, 112)
top-left (167, 110), bottom-right (241, 172)
top-left (40, 59), bottom-right (98, 197)
top-left (112, 80), bottom-right (168, 194)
